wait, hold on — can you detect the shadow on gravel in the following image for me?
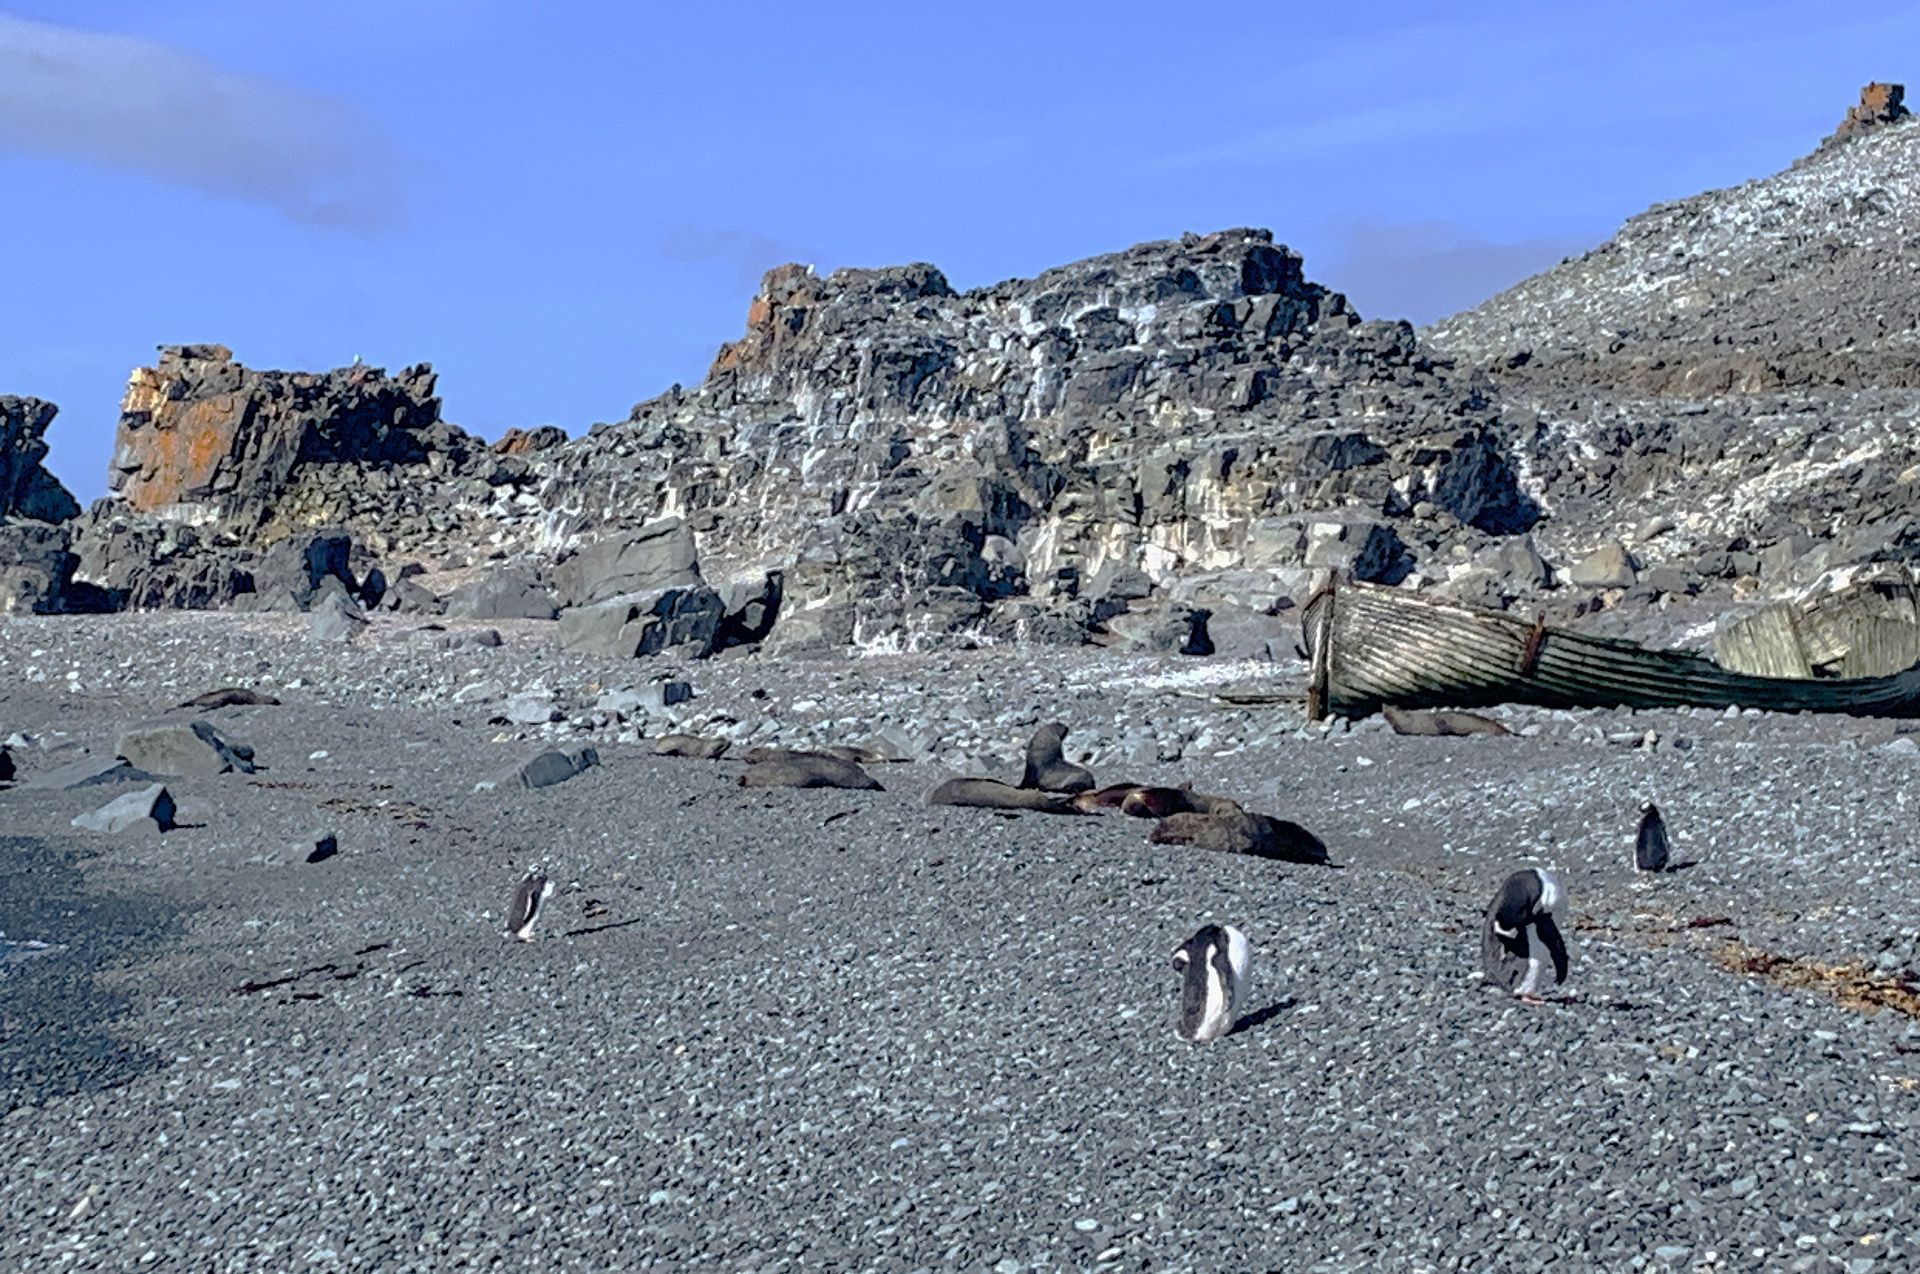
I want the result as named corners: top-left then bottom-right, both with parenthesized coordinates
top-left (1231, 998), bottom-right (1296, 1036)
top-left (0, 835), bottom-right (185, 1114)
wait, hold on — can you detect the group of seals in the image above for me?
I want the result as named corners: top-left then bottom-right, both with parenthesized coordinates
top-left (929, 723), bottom-right (1331, 865)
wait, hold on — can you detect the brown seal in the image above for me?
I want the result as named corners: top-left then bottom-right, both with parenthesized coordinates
top-left (651, 735), bottom-right (730, 760)
top-left (741, 745), bottom-right (885, 766)
top-left (739, 754), bottom-right (881, 790)
top-left (1381, 705), bottom-right (1511, 738)
top-left (179, 688), bottom-right (281, 710)
top-left (1018, 722), bottom-right (1095, 794)
top-left (1150, 806), bottom-right (1330, 864)
top-left (927, 777), bottom-right (1083, 814)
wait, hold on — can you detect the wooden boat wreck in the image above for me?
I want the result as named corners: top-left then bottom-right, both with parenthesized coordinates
top-left (1301, 578), bottom-right (1920, 721)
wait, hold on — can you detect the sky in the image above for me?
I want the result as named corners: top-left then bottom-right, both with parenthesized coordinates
top-left (2, 2), bottom-right (1914, 502)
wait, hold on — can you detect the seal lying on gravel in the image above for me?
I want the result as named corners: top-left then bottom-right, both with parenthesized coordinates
top-left (1150, 807), bottom-right (1330, 864)
top-left (1482, 868), bottom-right (1570, 1002)
top-left (741, 745), bottom-right (885, 767)
top-left (1018, 723), bottom-right (1095, 794)
top-left (925, 777), bottom-right (1083, 814)
top-left (507, 871), bottom-right (555, 943)
top-left (1070, 782), bottom-right (1147, 812)
top-left (739, 753), bottom-right (882, 790)
top-left (652, 735), bottom-right (730, 760)
top-left (1071, 783), bottom-right (1241, 818)
top-left (1172, 923), bottom-right (1252, 1043)
top-left (178, 687), bottom-right (282, 710)
top-left (1634, 802), bottom-right (1672, 872)
top-left (1381, 705), bottom-right (1510, 737)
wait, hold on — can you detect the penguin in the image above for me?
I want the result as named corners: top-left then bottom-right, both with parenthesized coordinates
top-left (506, 870), bottom-right (555, 942)
top-left (1171, 923), bottom-right (1252, 1043)
top-left (1481, 868), bottom-right (1569, 1002)
top-left (1634, 802), bottom-right (1671, 873)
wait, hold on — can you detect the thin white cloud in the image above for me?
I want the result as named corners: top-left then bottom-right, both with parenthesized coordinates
top-left (0, 14), bottom-right (397, 231)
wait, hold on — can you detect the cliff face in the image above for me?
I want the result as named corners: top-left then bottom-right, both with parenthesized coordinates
top-left (1425, 96), bottom-right (1920, 610)
top-left (108, 344), bottom-right (477, 537)
top-left (509, 228), bottom-right (1535, 643)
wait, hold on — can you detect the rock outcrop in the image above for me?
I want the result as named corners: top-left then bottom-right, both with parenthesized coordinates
top-left (514, 228), bottom-right (1535, 646)
top-left (1426, 95), bottom-right (1920, 631)
top-left (1825, 82), bottom-right (1911, 149)
top-left (0, 397), bottom-right (81, 524)
top-left (108, 345), bottom-right (483, 539)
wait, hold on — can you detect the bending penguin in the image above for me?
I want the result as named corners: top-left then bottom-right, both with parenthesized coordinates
top-left (1171, 923), bottom-right (1252, 1043)
top-left (507, 869), bottom-right (556, 943)
top-left (1481, 868), bottom-right (1569, 1003)
top-left (1634, 802), bottom-right (1671, 873)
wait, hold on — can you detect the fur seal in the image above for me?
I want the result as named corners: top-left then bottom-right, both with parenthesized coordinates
top-left (1482, 868), bottom-right (1569, 1001)
top-left (739, 754), bottom-right (882, 790)
top-left (1634, 802), bottom-right (1671, 872)
top-left (1018, 723), bottom-right (1095, 794)
top-left (1071, 782), bottom-right (1148, 812)
top-left (741, 745), bottom-right (884, 767)
top-left (651, 735), bottom-right (730, 760)
top-left (179, 688), bottom-right (282, 710)
top-left (1172, 923), bottom-right (1252, 1043)
top-left (926, 776), bottom-right (1083, 814)
top-left (507, 871), bottom-right (555, 942)
top-left (1382, 705), bottom-right (1510, 737)
top-left (1150, 807), bottom-right (1330, 864)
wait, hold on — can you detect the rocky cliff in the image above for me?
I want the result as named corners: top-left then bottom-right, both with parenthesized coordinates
top-left (108, 344), bottom-right (486, 542)
top-left (1426, 91), bottom-right (1920, 622)
top-left (0, 396), bottom-right (80, 524)
top-left (501, 228), bottom-right (1537, 650)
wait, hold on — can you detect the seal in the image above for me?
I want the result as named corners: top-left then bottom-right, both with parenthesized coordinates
top-left (178, 687), bottom-right (282, 710)
top-left (739, 753), bottom-right (882, 790)
top-left (1018, 722), bottom-right (1095, 794)
top-left (741, 745), bottom-right (885, 767)
top-left (926, 777), bottom-right (1083, 814)
top-left (651, 735), bottom-right (730, 760)
top-left (1382, 705), bottom-right (1510, 737)
top-left (1150, 805), bottom-right (1330, 864)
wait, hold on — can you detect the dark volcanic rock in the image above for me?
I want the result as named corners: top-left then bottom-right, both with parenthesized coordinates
top-left (0, 396), bottom-right (80, 523)
top-left (0, 519), bottom-right (78, 615)
top-left (557, 584), bottom-right (725, 659)
top-left (107, 344), bottom-right (482, 538)
top-left (447, 568), bottom-right (558, 621)
top-left (553, 519), bottom-right (701, 608)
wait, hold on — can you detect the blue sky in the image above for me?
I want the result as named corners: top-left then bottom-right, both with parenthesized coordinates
top-left (2, 2), bottom-right (1914, 501)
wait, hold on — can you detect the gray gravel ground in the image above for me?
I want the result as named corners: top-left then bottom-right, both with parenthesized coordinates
top-left (3, 612), bottom-right (1919, 1271)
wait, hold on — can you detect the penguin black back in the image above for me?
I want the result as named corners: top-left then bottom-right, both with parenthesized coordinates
top-left (1634, 802), bottom-right (1671, 872)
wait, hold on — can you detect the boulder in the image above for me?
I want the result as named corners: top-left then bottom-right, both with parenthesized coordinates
top-left (556, 584), bottom-right (725, 659)
top-left (446, 568), bottom-right (558, 621)
top-left (1105, 604), bottom-right (1214, 655)
top-left (0, 746), bottom-right (13, 784)
top-left (247, 529), bottom-right (356, 612)
top-left (307, 590), bottom-right (369, 642)
top-left (553, 519), bottom-right (702, 609)
top-left (115, 720), bottom-right (257, 777)
top-left (479, 745), bottom-right (600, 791)
top-left (29, 756), bottom-right (160, 790)
top-left (1570, 542), bottom-right (1638, 589)
top-left (493, 425), bottom-right (567, 456)
top-left (0, 396), bottom-right (80, 523)
top-left (715, 570), bottom-right (784, 648)
top-left (71, 784), bottom-right (177, 834)
top-left (0, 519), bottom-right (78, 614)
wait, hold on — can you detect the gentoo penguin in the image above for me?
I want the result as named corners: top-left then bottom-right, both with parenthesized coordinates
top-left (1481, 868), bottom-right (1569, 1002)
top-left (1171, 923), bottom-right (1252, 1043)
top-left (1634, 802), bottom-right (1671, 873)
top-left (506, 870), bottom-right (556, 942)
